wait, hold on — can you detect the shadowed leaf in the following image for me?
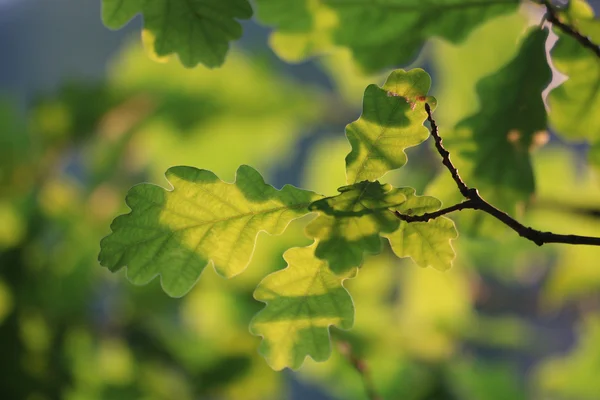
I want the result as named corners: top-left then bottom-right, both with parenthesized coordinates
top-left (102, 0), bottom-right (252, 68)
top-left (99, 165), bottom-right (321, 297)
top-left (548, 0), bottom-right (600, 142)
top-left (325, 0), bottom-right (519, 72)
top-left (305, 181), bottom-right (406, 273)
top-left (452, 28), bottom-right (551, 213)
top-left (384, 188), bottom-right (457, 271)
top-left (250, 243), bottom-right (355, 370)
top-left (345, 69), bottom-right (435, 184)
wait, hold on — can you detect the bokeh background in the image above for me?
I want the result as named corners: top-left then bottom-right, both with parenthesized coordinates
top-left (1, 1), bottom-right (600, 399)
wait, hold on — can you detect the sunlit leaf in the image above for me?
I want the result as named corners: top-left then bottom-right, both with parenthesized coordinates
top-left (99, 165), bottom-right (322, 297)
top-left (345, 68), bottom-right (435, 184)
top-left (449, 28), bottom-right (551, 213)
top-left (384, 188), bottom-right (457, 271)
top-left (250, 243), bottom-right (355, 370)
top-left (325, 0), bottom-right (519, 72)
top-left (101, 0), bottom-right (252, 67)
top-left (547, 0), bottom-right (600, 142)
top-left (305, 181), bottom-right (406, 273)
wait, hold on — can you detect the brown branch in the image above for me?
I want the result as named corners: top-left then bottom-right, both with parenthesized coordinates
top-left (395, 199), bottom-right (478, 222)
top-left (337, 341), bottom-right (382, 400)
top-left (541, 0), bottom-right (600, 58)
top-left (393, 103), bottom-right (600, 247)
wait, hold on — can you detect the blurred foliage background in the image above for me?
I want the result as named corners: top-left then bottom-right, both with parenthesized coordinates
top-left (1, 1), bottom-right (600, 399)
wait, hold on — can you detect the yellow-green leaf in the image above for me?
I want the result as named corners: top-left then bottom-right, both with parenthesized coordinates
top-left (384, 188), bottom-right (458, 271)
top-left (345, 69), bottom-right (435, 184)
top-left (99, 165), bottom-right (322, 297)
top-left (250, 243), bottom-right (355, 370)
top-left (305, 181), bottom-right (406, 273)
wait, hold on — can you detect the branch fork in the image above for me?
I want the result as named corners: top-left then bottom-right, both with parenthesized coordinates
top-left (393, 103), bottom-right (600, 247)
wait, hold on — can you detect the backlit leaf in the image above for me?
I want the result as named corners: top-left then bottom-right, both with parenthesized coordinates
top-left (325, 0), bottom-right (519, 72)
top-left (345, 69), bottom-right (435, 184)
top-left (451, 28), bottom-right (551, 212)
top-left (101, 0), bottom-right (252, 67)
top-left (99, 165), bottom-right (321, 297)
top-left (384, 188), bottom-right (457, 271)
top-left (250, 243), bottom-right (355, 370)
top-left (547, 0), bottom-right (600, 141)
top-left (305, 181), bottom-right (406, 273)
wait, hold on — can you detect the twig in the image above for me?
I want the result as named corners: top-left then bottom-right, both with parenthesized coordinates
top-left (393, 103), bottom-right (600, 247)
top-left (395, 199), bottom-right (478, 222)
top-left (337, 341), bottom-right (382, 400)
top-left (541, 0), bottom-right (600, 58)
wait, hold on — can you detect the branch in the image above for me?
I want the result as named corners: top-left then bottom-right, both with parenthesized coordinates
top-left (393, 103), bottom-right (600, 247)
top-left (541, 0), bottom-right (600, 59)
top-left (394, 199), bottom-right (478, 222)
top-left (337, 341), bottom-right (382, 400)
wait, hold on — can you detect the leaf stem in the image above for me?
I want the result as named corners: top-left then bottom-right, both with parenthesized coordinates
top-left (393, 104), bottom-right (600, 247)
top-left (540, 0), bottom-right (600, 58)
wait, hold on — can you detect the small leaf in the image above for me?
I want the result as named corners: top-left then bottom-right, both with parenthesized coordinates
top-left (250, 243), bottom-right (355, 370)
top-left (102, 0), bottom-right (253, 68)
top-left (325, 0), bottom-right (518, 72)
top-left (99, 165), bottom-right (321, 297)
top-left (345, 69), bottom-right (435, 184)
top-left (547, 0), bottom-right (600, 141)
top-left (305, 181), bottom-right (406, 273)
top-left (384, 188), bottom-right (458, 271)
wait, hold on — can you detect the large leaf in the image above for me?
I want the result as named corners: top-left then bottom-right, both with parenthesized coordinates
top-left (547, 0), bottom-right (600, 141)
top-left (324, 0), bottom-right (519, 72)
top-left (384, 188), bottom-right (457, 271)
top-left (102, 0), bottom-right (252, 68)
top-left (345, 69), bottom-right (435, 184)
top-left (451, 28), bottom-right (551, 212)
top-left (99, 165), bottom-right (321, 297)
top-left (250, 243), bottom-right (355, 370)
top-left (305, 181), bottom-right (406, 273)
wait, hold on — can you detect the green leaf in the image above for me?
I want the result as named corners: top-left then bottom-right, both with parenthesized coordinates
top-left (99, 165), bottom-right (321, 297)
top-left (547, 0), bottom-right (600, 141)
top-left (383, 188), bottom-right (457, 271)
top-left (250, 243), bottom-right (355, 370)
top-left (305, 181), bottom-right (406, 273)
top-left (254, 0), bottom-right (313, 33)
top-left (324, 0), bottom-right (519, 72)
top-left (451, 28), bottom-right (551, 212)
top-left (345, 69), bottom-right (435, 185)
top-left (101, 0), bottom-right (253, 68)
